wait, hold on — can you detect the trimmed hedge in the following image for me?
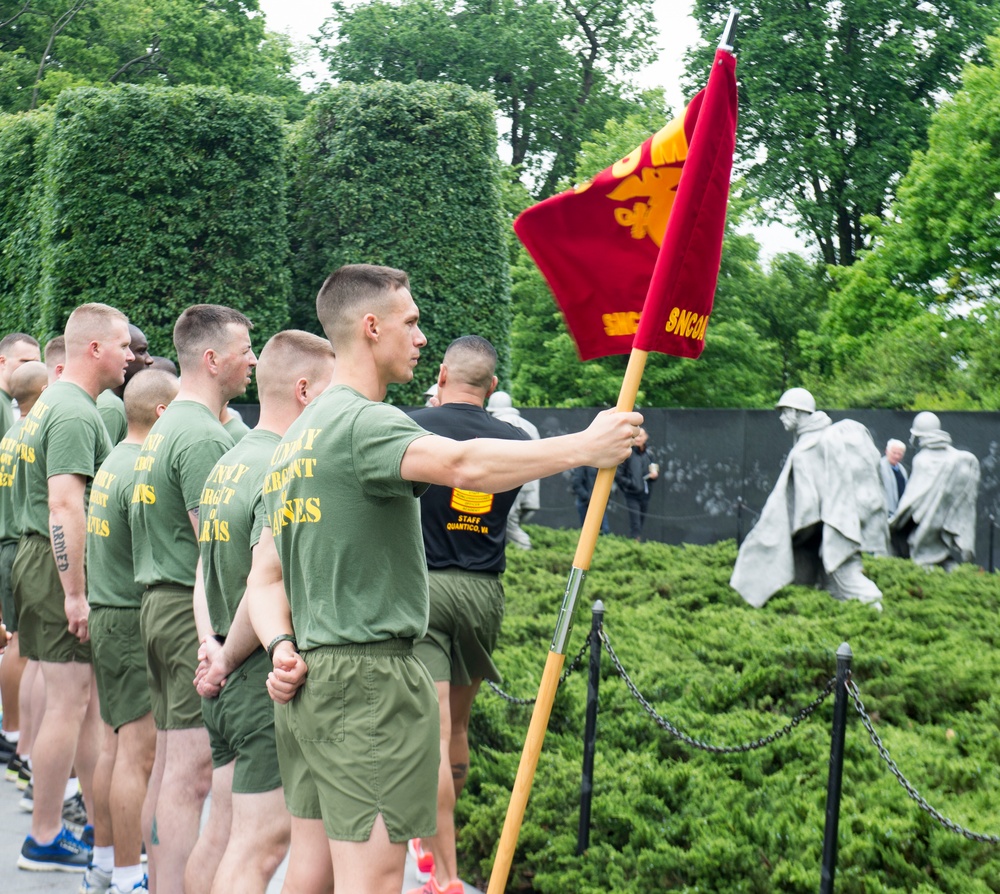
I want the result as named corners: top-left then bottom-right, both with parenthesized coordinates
top-left (36, 85), bottom-right (291, 355)
top-left (288, 81), bottom-right (511, 402)
top-left (0, 111), bottom-right (52, 334)
top-left (465, 530), bottom-right (1000, 893)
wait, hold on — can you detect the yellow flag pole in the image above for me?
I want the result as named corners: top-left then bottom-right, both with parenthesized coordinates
top-left (487, 347), bottom-right (649, 894)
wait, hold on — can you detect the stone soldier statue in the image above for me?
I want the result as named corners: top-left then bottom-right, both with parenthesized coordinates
top-left (731, 388), bottom-right (888, 609)
top-left (889, 411), bottom-right (980, 570)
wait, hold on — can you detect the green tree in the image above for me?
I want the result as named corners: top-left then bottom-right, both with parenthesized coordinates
top-left (287, 81), bottom-right (511, 404)
top-left (688, 0), bottom-right (1000, 265)
top-left (0, 0), bottom-right (304, 115)
top-left (317, 0), bottom-right (655, 196)
top-left (803, 31), bottom-right (1000, 408)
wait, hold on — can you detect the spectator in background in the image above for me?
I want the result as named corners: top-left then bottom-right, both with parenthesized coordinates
top-left (616, 427), bottom-right (658, 541)
top-left (879, 438), bottom-right (908, 519)
top-left (486, 391), bottom-right (540, 549)
top-left (0, 332), bottom-right (41, 432)
top-left (570, 465), bottom-right (611, 535)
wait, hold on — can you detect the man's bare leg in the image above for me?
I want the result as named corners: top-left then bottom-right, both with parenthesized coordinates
top-left (184, 761), bottom-right (234, 894)
top-left (448, 680), bottom-right (481, 801)
top-left (16, 658), bottom-right (42, 770)
top-left (74, 672), bottom-right (103, 826)
top-left (31, 660), bottom-right (91, 842)
top-left (281, 817), bottom-right (333, 894)
top-left (328, 813), bottom-right (405, 894)
top-left (91, 722), bottom-right (117, 850)
top-left (113, 712), bottom-right (156, 868)
top-left (424, 679), bottom-right (482, 888)
top-left (0, 632), bottom-right (26, 733)
top-left (211, 787), bottom-right (289, 894)
top-left (143, 730), bottom-right (167, 894)
top-left (152, 727), bottom-right (212, 894)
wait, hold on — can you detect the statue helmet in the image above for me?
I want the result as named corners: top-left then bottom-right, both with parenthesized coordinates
top-left (910, 411), bottom-right (941, 437)
top-left (776, 387), bottom-right (816, 413)
top-left (487, 391), bottom-right (513, 413)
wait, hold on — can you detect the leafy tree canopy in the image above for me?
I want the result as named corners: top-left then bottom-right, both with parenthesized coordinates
top-left (804, 31), bottom-right (1000, 409)
top-left (316, 0), bottom-right (656, 196)
top-left (688, 0), bottom-right (1000, 266)
top-left (0, 0), bottom-right (304, 116)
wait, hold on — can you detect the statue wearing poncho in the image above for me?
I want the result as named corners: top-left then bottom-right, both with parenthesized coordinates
top-left (731, 389), bottom-right (889, 608)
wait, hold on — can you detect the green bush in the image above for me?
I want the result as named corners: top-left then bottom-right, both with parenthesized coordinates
top-left (36, 85), bottom-right (290, 356)
top-left (0, 110), bottom-right (52, 334)
top-left (287, 80), bottom-right (511, 402)
top-left (465, 530), bottom-right (1000, 892)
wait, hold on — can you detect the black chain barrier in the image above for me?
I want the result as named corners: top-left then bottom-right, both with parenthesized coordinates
top-left (845, 676), bottom-right (1000, 844)
top-left (487, 622), bottom-right (835, 752)
top-left (485, 638), bottom-right (591, 706)
top-left (600, 626), bottom-right (836, 753)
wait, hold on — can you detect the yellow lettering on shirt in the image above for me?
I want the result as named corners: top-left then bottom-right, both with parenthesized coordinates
top-left (130, 483), bottom-right (156, 505)
top-left (450, 489), bottom-right (493, 515)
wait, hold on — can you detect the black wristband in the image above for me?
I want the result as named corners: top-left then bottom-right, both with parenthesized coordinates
top-left (211, 633), bottom-right (225, 646)
top-left (267, 633), bottom-right (297, 662)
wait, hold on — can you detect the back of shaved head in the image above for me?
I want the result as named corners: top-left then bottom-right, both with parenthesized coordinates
top-left (124, 369), bottom-right (180, 429)
top-left (256, 330), bottom-right (335, 399)
top-left (10, 360), bottom-right (48, 406)
top-left (442, 335), bottom-right (497, 391)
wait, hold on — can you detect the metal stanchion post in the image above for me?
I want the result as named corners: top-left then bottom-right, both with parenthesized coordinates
top-left (576, 600), bottom-right (605, 855)
top-left (736, 498), bottom-right (744, 546)
top-left (819, 642), bottom-right (853, 894)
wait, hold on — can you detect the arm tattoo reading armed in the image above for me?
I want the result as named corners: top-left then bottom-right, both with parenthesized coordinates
top-left (51, 524), bottom-right (70, 572)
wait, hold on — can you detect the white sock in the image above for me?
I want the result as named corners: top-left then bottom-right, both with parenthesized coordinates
top-left (93, 845), bottom-right (114, 872)
top-left (64, 776), bottom-right (80, 801)
top-left (2, 729), bottom-right (20, 744)
top-left (113, 864), bottom-right (145, 889)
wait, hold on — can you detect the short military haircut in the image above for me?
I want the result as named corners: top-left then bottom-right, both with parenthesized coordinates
top-left (315, 264), bottom-right (410, 350)
top-left (172, 305), bottom-right (253, 369)
top-left (64, 303), bottom-right (128, 352)
top-left (0, 332), bottom-right (40, 357)
top-left (124, 369), bottom-right (180, 429)
top-left (44, 335), bottom-right (66, 370)
top-left (442, 335), bottom-right (497, 391)
top-left (256, 330), bottom-right (335, 397)
top-left (9, 360), bottom-right (47, 405)
top-left (149, 355), bottom-right (178, 375)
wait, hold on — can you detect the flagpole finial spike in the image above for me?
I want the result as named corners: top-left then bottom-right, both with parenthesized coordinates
top-left (719, 7), bottom-right (740, 52)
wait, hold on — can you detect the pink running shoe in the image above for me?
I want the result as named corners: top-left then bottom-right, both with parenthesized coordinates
top-left (407, 838), bottom-right (434, 882)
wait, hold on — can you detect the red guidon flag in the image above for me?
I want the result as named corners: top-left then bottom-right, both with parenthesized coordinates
top-left (514, 49), bottom-right (738, 361)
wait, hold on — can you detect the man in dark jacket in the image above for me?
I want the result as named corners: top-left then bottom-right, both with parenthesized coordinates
top-left (616, 427), bottom-right (658, 540)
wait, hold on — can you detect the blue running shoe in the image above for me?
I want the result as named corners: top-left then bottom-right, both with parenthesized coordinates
top-left (108, 875), bottom-right (148, 893)
top-left (18, 825), bottom-right (91, 872)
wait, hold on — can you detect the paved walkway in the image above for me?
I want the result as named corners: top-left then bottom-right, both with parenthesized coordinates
top-left (0, 769), bottom-right (481, 893)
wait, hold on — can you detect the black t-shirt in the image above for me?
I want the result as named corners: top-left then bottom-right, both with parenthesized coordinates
top-left (409, 402), bottom-right (529, 573)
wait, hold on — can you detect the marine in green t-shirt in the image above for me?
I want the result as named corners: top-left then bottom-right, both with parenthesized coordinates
top-left (0, 332), bottom-right (42, 437)
top-left (11, 380), bottom-right (112, 539)
top-left (262, 385), bottom-right (430, 649)
top-left (97, 390), bottom-right (127, 446)
top-left (200, 429), bottom-right (279, 635)
top-left (86, 442), bottom-right (143, 609)
top-left (130, 400), bottom-right (234, 589)
top-left (0, 418), bottom-right (26, 547)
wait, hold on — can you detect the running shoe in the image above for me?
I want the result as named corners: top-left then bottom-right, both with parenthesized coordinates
top-left (17, 825), bottom-right (91, 872)
top-left (78, 864), bottom-right (112, 892)
top-left (408, 837), bottom-right (434, 882)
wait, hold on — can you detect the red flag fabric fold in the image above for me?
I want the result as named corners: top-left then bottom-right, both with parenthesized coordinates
top-left (513, 49), bottom-right (737, 362)
top-left (633, 49), bottom-right (738, 358)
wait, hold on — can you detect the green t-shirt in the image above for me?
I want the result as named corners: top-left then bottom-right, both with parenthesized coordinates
top-left (97, 390), bottom-right (127, 446)
top-left (262, 385), bottom-right (430, 649)
top-left (223, 413), bottom-right (251, 444)
top-left (0, 418), bottom-right (25, 545)
top-left (199, 429), bottom-right (279, 637)
top-left (11, 381), bottom-right (111, 538)
top-left (0, 389), bottom-right (14, 438)
top-left (86, 442), bottom-right (143, 609)
top-left (130, 400), bottom-right (234, 589)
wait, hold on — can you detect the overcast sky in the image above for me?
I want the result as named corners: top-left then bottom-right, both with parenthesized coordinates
top-left (257, 0), bottom-right (808, 261)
